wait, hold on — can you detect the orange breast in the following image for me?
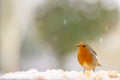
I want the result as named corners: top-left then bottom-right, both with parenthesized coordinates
top-left (77, 48), bottom-right (93, 65)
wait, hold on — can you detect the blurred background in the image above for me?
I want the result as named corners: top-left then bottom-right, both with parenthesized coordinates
top-left (0, 0), bottom-right (120, 73)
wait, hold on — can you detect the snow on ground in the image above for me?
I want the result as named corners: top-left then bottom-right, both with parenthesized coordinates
top-left (0, 69), bottom-right (120, 80)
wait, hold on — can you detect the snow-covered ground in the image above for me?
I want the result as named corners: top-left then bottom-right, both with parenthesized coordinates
top-left (0, 69), bottom-right (120, 80)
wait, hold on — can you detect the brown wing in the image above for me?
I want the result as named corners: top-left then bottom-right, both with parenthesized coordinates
top-left (87, 45), bottom-right (97, 56)
top-left (87, 44), bottom-right (102, 66)
top-left (91, 48), bottom-right (97, 55)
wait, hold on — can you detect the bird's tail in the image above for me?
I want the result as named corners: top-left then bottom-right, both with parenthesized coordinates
top-left (98, 63), bottom-right (101, 66)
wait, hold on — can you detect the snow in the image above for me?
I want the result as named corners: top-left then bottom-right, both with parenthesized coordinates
top-left (0, 69), bottom-right (120, 80)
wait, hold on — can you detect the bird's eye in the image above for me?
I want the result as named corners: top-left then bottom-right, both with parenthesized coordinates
top-left (82, 45), bottom-right (86, 47)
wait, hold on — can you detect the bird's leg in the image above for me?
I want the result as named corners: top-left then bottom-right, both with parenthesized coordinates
top-left (84, 69), bottom-right (85, 73)
top-left (84, 69), bottom-right (91, 78)
top-left (93, 68), bottom-right (95, 72)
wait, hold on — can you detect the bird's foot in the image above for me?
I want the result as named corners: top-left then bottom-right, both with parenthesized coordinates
top-left (85, 70), bottom-right (92, 78)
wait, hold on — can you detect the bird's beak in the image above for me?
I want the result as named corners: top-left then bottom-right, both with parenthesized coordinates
top-left (76, 45), bottom-right (79, 47)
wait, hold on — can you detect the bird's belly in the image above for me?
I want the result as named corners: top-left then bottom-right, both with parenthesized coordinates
top-left (78, 53), bottom-right (93, 65)
top-left (78, 54), bottom-right (97, 71)
top-left (82, 63), bottom-right (93, 71)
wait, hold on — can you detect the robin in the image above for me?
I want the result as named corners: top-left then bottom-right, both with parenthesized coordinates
top-left (76, 42), bottom-right (101, 72)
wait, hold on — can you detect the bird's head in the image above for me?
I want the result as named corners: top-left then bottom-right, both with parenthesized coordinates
top-left (76, 42), bottom-right (88, 49)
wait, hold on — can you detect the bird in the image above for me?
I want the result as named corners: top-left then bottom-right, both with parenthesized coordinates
top-left (76, 42), bottom-right (101, 72)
